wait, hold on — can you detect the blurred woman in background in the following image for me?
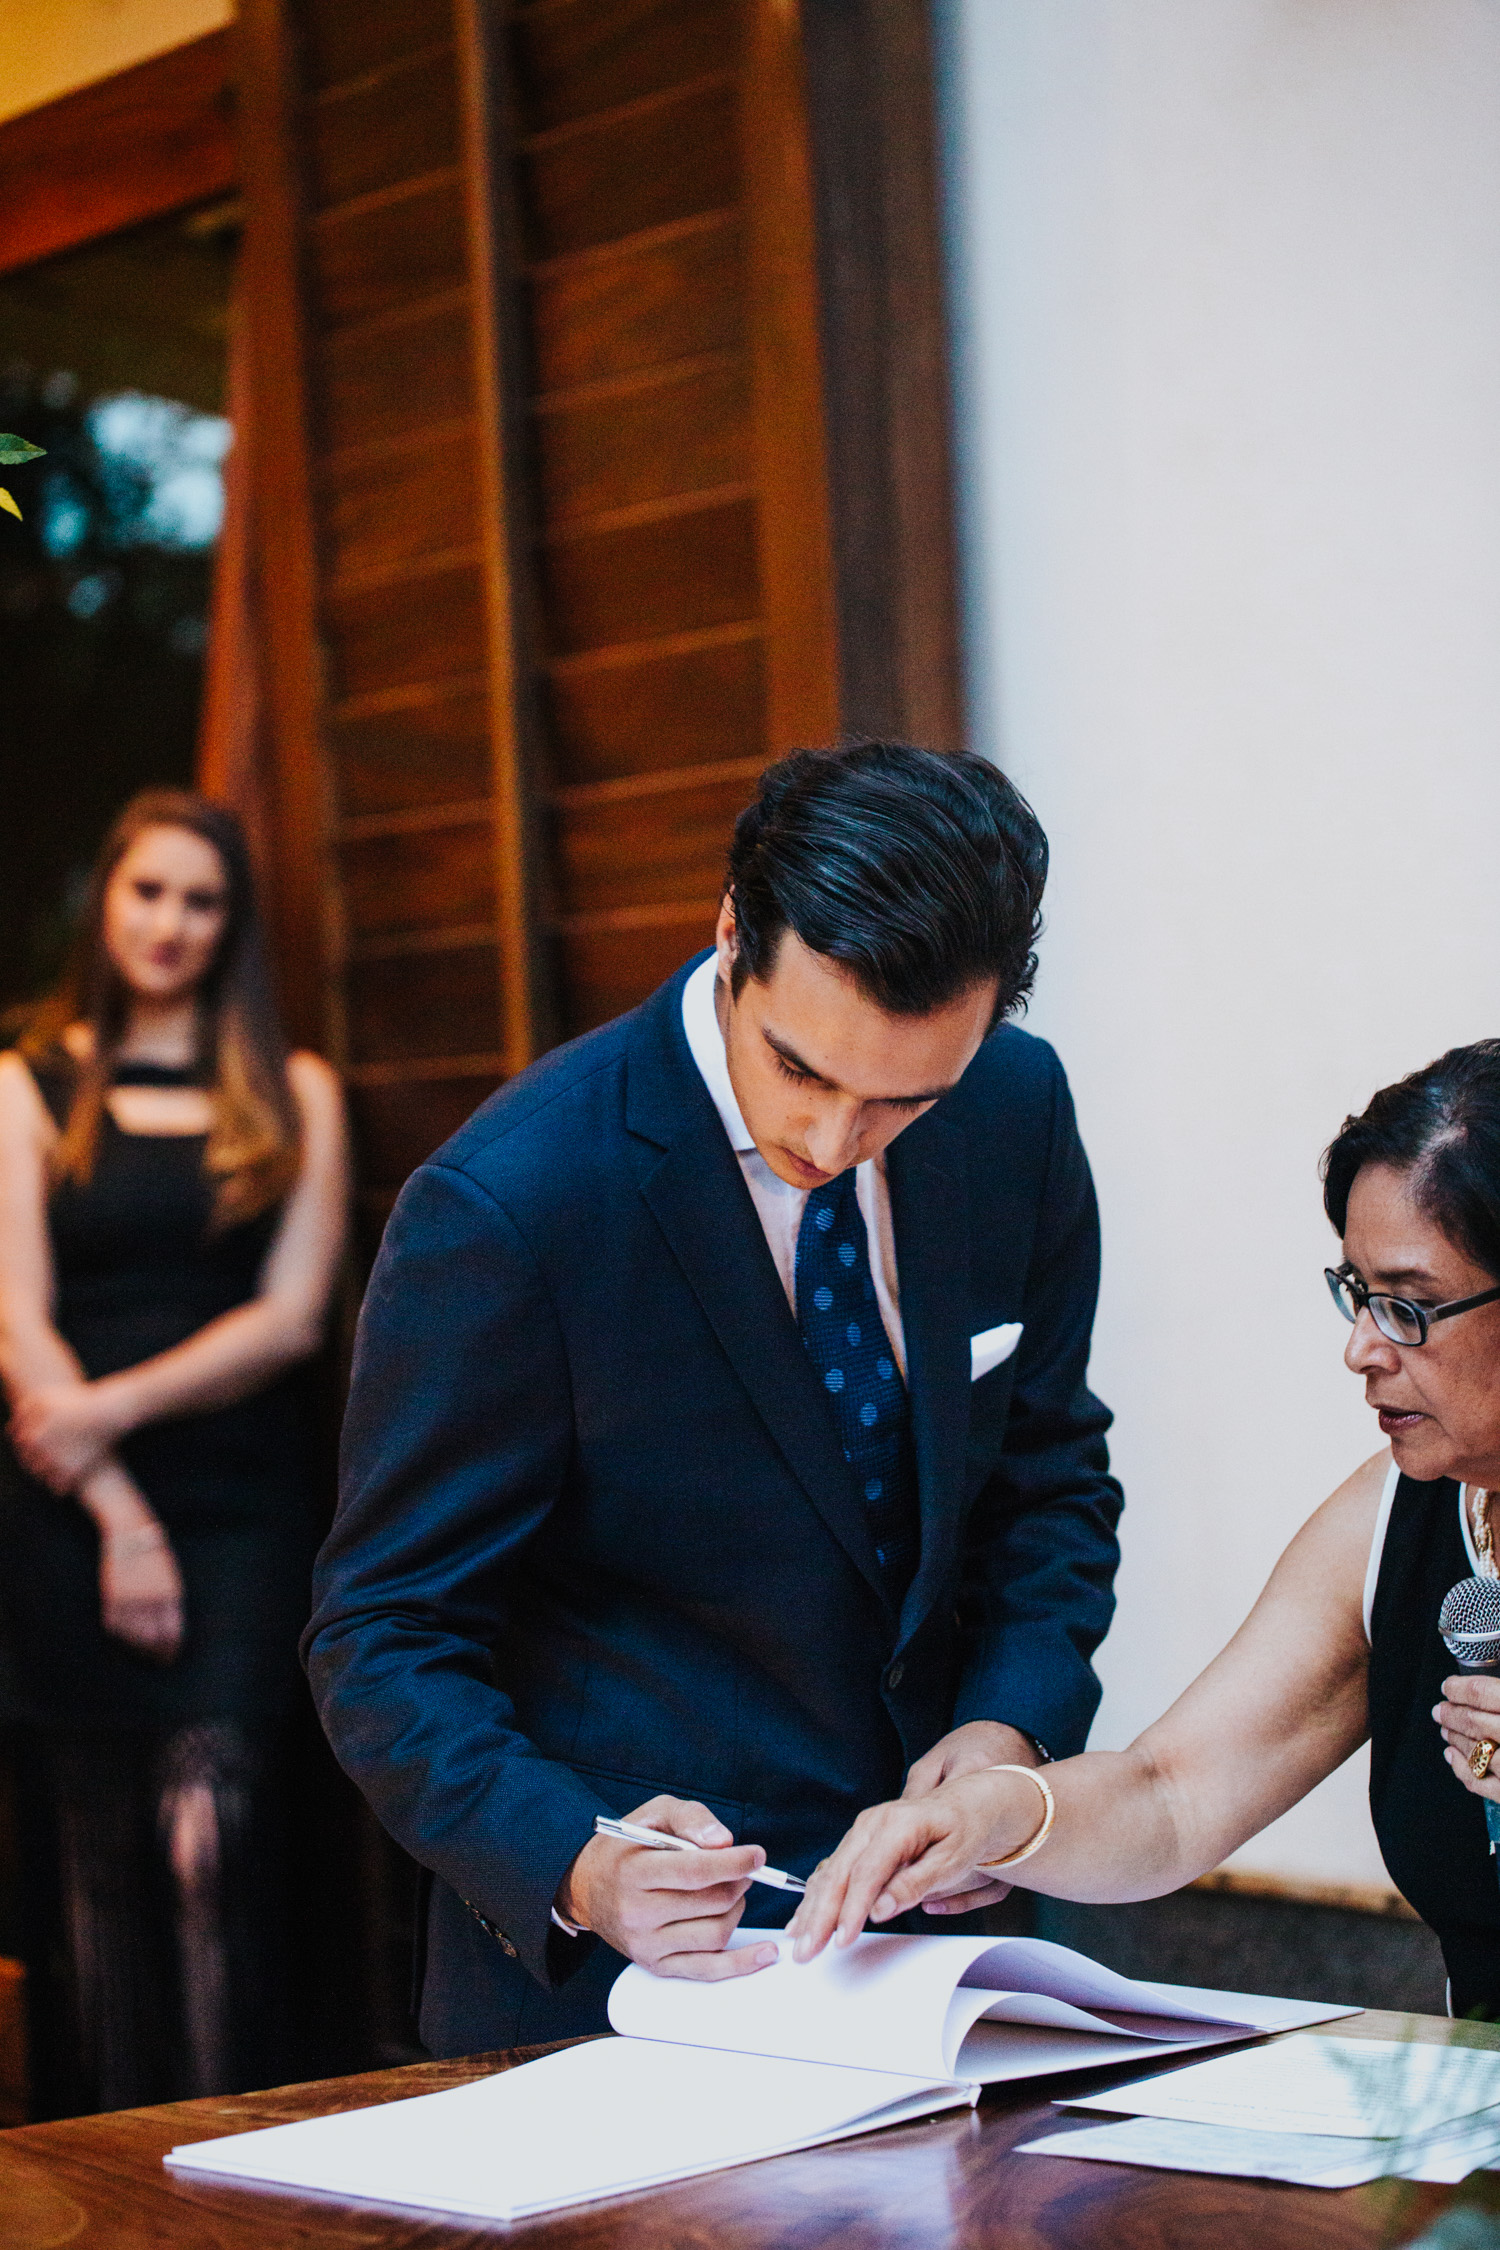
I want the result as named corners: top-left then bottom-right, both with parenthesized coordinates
top-left (0, 790), bottom-right (348, 2114)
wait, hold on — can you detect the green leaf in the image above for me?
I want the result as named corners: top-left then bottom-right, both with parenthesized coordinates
top-left (0, 487), bottom-right (21, 520)
top-left (0, 435), bottom-right (44, 465)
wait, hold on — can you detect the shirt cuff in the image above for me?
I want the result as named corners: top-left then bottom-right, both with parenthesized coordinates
top-left (550, 1904), bottom-right (586, 1939)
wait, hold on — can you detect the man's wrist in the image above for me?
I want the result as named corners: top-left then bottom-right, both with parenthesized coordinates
top-left (1005, 1726), bottom-right (1053, 1766)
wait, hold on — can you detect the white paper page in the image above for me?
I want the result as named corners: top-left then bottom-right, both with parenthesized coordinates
top-left (611, 1930), bottom-right (1355, 2083)
top-left (1065, 2034), bottom-right (1500, 2140)
top-left (610, 1932), bottom-right (1003, 2080)
top-left (957, 1937), bottom-right (1355, 2034)
top-left (1019, 2118), bottom-right (1404, 2188)
top-left (165, 2039), bottom-right (973, 2223)
top-left (955, 2021), bottom-right (1252, 2083)
top-left (1021, 2108), bottom-right (1500, 2188)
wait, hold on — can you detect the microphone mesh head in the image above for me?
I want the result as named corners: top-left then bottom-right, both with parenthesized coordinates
top-left (1440, 1575), bottom-right (1500, 1662)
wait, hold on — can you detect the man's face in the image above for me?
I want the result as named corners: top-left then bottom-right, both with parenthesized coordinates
top-left (714, 899), bottom-right (998, 1189)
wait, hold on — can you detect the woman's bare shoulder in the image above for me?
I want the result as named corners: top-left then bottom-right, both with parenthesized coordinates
top-left (0, 1050), bottom-right (57, 1141)
top-left (1274, 1448), bottom-right (1392, 1594)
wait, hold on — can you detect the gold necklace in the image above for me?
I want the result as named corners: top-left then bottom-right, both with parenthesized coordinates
top-left (1471, 1486), bottom-right (1496, 1577)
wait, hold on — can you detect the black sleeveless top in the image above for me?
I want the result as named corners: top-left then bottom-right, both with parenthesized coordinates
top-left (0, 1054), bottom-right (317, 1729)
top-left (1369, 1470), bottom-right (1500, 2015)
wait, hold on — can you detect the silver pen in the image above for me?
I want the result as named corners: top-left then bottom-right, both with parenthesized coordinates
top-left (593, 1814), bottom-right (807, 1893)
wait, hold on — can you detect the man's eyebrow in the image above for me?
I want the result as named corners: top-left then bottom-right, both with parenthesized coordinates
top-left (760, 1027), bottom-right (954, 1106)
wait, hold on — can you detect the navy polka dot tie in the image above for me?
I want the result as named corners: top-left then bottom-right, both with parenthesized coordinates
top-left (795, 1168), bottom-right (920, 1604)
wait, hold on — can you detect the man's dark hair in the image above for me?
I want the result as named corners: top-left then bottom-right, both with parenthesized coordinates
top-left (1322, 1040), bottom-right (1500, 1280)
top-left (724, 743), bottom-right (1048, 1022)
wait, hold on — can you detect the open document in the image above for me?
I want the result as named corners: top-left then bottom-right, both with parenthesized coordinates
top-left (165, 1931), bottom-right (1355, 2222)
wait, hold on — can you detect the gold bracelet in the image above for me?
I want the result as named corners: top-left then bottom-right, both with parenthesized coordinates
top-left (976, 1763), bottom-right (1056, 1869)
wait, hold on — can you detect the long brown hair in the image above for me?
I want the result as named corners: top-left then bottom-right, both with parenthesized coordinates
top-left (20, 791), bottom-right (301, 1229)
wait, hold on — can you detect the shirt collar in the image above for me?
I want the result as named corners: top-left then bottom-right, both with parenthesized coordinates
top-left (681, 953), bottom-right (756, 1154)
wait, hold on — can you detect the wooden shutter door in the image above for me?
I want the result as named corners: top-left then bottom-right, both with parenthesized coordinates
top-left (237, 0), bottom-right (955, 1200)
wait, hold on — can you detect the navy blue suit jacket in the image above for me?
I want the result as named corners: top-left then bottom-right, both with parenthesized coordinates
top-left (305, 958), bottom-right (1122, 2051)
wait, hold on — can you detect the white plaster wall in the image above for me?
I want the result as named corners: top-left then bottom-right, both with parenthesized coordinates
top-left (937, 0), bottom-right (1500, 1891)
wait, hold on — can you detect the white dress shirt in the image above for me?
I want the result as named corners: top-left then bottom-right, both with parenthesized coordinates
top-left (680, 955), bottom-right (907, 1378)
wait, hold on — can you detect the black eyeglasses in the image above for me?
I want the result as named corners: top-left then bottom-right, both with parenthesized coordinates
top-left (1325, 1263), bottom-right (1500, 1347)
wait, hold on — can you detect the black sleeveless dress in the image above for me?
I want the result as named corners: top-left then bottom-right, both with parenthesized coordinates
top-left (0, 1056), bottom-right (317, 1731)
top-left (1369, 1470), bottom-right (1500, 2014)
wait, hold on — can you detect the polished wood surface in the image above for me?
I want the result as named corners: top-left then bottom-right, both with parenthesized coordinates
top-left (0, 2012), bottom-right (1482, 2248)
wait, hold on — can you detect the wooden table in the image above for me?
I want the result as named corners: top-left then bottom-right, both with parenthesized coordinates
top-left (0, 2009), bottom-right (1488, 2248)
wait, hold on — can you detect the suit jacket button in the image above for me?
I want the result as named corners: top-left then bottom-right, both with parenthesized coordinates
top-left (886, 1661), bottom-right (905, 1690)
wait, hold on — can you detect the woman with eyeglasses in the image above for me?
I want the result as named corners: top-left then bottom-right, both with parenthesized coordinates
top-left (790, 1041), bottom-right (1500, 2013)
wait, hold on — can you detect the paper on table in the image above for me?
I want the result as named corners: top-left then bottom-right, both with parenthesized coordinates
top-left (1064, 2034), bottom-right (1500, 2140)
top-left (165, 2039), bottom-right (975, 2223)
top-left (609, 1931), bottom-right (1353, 2083)
top-left (1019, 2112), bottom-right (1500, 2189)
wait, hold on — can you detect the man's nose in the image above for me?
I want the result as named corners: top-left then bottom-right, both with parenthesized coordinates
top-left (804, 1102), bottom-right (864, 1175)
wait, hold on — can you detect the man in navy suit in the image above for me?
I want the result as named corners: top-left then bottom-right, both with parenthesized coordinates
top-left (306, 744), bottom-right (1123, 2053)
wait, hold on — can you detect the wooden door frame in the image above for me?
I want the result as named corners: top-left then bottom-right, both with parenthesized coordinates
top-left (0, 32), bottom-right (236, 279)
top-left (799, 0), bottom-right (965, 751)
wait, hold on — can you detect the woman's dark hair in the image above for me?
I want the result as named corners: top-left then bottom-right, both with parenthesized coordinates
top-left (20, 789), bottom-right (300, 1229)
top-left (724, 743), bottom-right (1048, 1022)
top-left (1322, 1040), bottom-right (1500, 1281)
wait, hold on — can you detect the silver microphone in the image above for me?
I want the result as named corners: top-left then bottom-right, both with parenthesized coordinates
top-left (1438, 1576), bottom-right (1500, 1862)
top-left (1439, 1576), bottom-right (1500, 1676)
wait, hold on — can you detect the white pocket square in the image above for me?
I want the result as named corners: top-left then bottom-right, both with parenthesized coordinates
top-left (970, 1322), bottom-right (1023, 1381)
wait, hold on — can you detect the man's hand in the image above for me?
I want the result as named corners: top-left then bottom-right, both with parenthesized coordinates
top-left (556, 1796), bottom-right (780, 1980)
top-left (1436, 1675), bottom-right (1500, 1804)
top-left (899, 1721), bottom-right (1040, 1915)
top-left (9, 1378), bottom-right (124, 1492)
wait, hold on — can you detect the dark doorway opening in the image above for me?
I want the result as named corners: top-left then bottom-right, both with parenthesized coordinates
top-left (0, 195), bottom-right (238, 1021)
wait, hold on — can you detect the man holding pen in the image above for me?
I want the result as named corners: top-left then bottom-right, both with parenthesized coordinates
top-left (305, 742), bottom-right (1123, 2050)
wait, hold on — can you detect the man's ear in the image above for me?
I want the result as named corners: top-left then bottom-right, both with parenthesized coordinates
top-left (714, 892), bottom-right (738, 977)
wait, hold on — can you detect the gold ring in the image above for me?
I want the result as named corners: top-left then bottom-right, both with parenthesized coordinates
top-left (1471, 1740), bottom-right (1498, 1781)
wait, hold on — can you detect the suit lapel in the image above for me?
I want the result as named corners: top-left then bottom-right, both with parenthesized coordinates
top-left (887, 1110), bottom-right (972, 1646)
top-left (626, 979), bottom-right (893, 1618)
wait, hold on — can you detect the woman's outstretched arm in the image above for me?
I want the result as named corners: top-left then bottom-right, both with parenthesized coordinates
top-left (5, 1052), bottom-right (349, 1493)
top-left (789, 1451), bottom-right (1385, 1959)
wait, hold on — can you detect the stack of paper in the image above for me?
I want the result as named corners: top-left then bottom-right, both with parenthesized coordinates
top-left (1019, 2033), bottom-right (1500, 2188)
top-left (164, 1930), bottom-right (1352, 2221)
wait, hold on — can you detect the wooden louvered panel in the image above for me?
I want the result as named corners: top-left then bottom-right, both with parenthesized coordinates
top-left (301, 0), bottom-right (446, 90)
top-left (346, 1072), bottom-right (506, 1188)
top-left (328, 690), bottom-right (494, 819)
top-left (554, 762), bottom-right (759, 912)
top-left (546, 628), bottom-right (764, 781)
top-left (322, 426), bottom-right (481, 584)
top-left (559, 904), bottom-right (721, 1031)
top-left (308, 49), bottom-right (461, 209)
top-left (529, 212), bottom-right (744, 392)
top-left (323, 563), bottom-right (489, 701)
top-left (534, 355), bottom-right (749, 522)
top-left (521, 78), bottom-right (740, 260)
top-left (339, 815), bottom-right (498, 940)
top-left (541, 494), bottom-right (759, 653)
top-left (504, 0), bottom-right (838, 1034)
top-left (243, 0), bottom-right (549, 1220)
top-left (318, 298), bottom-right (476, 453)
top-left (513, 0), bottom-right (737, 131)
top-left (346, 942), bottom-right (504, 1067)
top-left (311, 177), bottom-right (470, 328)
